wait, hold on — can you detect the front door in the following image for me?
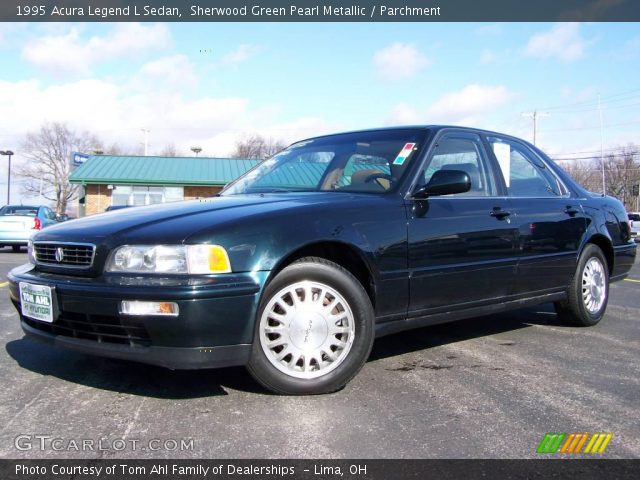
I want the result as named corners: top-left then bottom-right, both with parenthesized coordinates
top-left (407, 131), bottom-right (518, 317)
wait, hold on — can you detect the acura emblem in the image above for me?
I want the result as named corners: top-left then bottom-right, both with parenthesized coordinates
top-left (55, 247), bottom-right (64, 263)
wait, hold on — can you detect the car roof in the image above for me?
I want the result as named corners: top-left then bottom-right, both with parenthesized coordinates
top-left (292, 125), bottom-right (534, 147)
top-left (2, 205), bottom-right (41, 209)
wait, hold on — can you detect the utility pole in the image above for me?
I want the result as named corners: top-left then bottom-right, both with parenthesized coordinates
top-left (141, 129), bottom-right (150, 156)
top-left (522, 110), bottom-right (549, 146)
top-left (0, 150), bottom-right (13, 204)
top-left (598, 94), bottom-right (606, 195)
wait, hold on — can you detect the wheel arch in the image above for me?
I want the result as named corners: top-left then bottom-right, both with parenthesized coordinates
top-left (266, 241), bottom-right (376, 307)
top-left (585, 234), bottom-right (614, 274)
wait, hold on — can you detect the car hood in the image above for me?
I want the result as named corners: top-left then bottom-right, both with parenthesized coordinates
top-left (33, 193), bottom-right (358, 245)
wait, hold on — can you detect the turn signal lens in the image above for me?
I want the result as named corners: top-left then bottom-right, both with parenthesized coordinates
top-left (186, 245), bottom-right (231, 274)
top-left (120, 301), bottom-right (179, 317)
top-left (32, 218), bottom-right (41, 230)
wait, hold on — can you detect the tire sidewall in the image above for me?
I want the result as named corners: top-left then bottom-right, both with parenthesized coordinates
top-left (574, 245), bottom-right (609, 325)
top-left (248, 260), bottom-right (374, 395)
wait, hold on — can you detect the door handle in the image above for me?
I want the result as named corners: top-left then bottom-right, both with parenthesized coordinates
top-left (490, 208), bottom-right (511, 219)
top-left (564, 206), bottom-right (580, 216)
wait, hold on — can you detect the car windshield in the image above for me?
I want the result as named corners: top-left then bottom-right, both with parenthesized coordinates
top-left (221, 129), bottom-right (427, 195)
top-left (0, 206), bottom-right (38, 216)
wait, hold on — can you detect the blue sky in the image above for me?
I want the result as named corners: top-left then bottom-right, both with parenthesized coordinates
top-left (1, 22), bottom-right (639, 202)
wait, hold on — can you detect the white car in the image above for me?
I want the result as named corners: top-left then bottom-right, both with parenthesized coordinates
top-left (629, 212), bottom-right (640, 243)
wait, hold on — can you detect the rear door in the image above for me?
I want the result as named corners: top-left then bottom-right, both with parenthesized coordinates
top-left (484, 135), bottom-right (587, 294)
top-left (407, 130), bottom-right (519, 316)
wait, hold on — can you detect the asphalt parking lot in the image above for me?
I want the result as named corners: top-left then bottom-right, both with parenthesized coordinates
top-left (0, 249), bottom-right (638, 459)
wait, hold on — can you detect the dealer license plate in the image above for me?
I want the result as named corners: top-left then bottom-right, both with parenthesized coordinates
top-left (19, 282), bottom-right (54, 323)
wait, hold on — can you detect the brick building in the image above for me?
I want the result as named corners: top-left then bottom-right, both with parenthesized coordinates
top-left (69, 155), bottom-right (258, 216)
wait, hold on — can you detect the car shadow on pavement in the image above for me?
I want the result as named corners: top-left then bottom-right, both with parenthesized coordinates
top-left (5, 303), bottom-right (567, 398)
top-left (5, 339), bottom-right (264, 399)
top-left (369, 303), bottom-right (564, 361)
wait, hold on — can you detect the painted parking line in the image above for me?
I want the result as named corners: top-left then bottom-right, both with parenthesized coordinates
top-left (624, 278), bottom-right (640, 283)
top-left (0, 282), bottom-right (8, 288)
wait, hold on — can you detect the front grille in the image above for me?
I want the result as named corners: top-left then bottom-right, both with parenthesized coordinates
top-left (34, 242), bottom-right (95, 268)
top-left (23, 312), bottom-right (151, 347)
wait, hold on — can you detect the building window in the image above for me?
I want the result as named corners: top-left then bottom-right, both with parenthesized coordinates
top-left (111, 186), bottom-right (184, 206)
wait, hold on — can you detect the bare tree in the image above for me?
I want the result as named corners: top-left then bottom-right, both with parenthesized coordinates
top-left (157, 143), bottom-right (181, 156)
top-left (557, 143), bottom-right (640, 211)
top-left (558, 160), bottom-right (599, 190)
top-left (231, 134), bottom-right (287, 159)
top-left (17, 122), bottom-right (101, 214)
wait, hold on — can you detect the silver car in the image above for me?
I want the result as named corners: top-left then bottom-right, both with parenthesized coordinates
top-left (629, 212), bottom-right (640, 243)
top-left (0, 205), bottom-right (59, 252)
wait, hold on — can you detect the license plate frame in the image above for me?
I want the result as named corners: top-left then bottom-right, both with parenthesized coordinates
top-left (19, 282), bottom-right (58, 323)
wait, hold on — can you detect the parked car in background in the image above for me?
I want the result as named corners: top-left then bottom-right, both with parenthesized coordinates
top-left (628, 212), bottom-right (640, 242)
top-left (8, 126), bottom-right (637, 394)
top-left (105, 205), bottom-right (133, 212)
top-left (0, 205), bottom-right (59, 252)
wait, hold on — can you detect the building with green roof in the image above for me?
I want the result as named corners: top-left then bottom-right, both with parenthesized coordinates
top-left (69, 155), bottom-right (258, 216)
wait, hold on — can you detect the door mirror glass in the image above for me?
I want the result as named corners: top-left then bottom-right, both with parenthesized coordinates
top-left (413, 169), bottom-right (471, 198)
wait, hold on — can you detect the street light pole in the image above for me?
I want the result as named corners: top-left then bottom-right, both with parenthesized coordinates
top-left (0, 150), bottom-right (14, 205)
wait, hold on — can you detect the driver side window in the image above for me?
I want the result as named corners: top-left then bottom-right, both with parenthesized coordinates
top-left (420, 134), bottom-right (496, 197)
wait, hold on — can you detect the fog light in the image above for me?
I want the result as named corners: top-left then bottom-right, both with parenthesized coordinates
top-left (120, 301), bottom-right (179, 316)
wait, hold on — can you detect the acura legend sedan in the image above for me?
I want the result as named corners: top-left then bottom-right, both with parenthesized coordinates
top-left (8, 127), bottom-right (636, 395)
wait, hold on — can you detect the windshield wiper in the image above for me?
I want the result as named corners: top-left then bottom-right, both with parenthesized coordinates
top-left (246, 187), bottom-right (293, 194)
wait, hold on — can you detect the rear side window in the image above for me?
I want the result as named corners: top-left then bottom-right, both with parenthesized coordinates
top-left (420, 133), bottom-right (497, 196)
top-left (487, 136), bottom-right (563, 197)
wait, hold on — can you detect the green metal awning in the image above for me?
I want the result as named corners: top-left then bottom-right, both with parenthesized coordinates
top-left (69, 155), bottom-right (259, 186)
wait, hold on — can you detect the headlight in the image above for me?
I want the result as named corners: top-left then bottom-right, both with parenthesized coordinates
top-left (27, 240), bottom-right (35, 264)
top-left (105, 245), bottom-right (231, 274)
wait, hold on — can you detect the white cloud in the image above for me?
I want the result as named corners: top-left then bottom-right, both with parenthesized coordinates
top-left (479, 49), bottom-right (498, 65)
top-left (221, 44), bottom-right (260, 65)
top-left (387, 103), bottom-right (422, 125)
top-left (373, 42), bottom-right (429, 80)
top-left (21, 23), bottom-right (171, 75)
top-left (133, 54), bottom-right (198, 91)
top-left (526, 23), bottom-right (587, 61)
top-left (426, 84), bottom-right (513, 124)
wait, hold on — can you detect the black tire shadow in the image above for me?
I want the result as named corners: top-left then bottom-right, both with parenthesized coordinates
top-left (5, 303), bottom-right (567, 398)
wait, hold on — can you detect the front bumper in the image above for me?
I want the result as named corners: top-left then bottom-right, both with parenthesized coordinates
top-left (9, 264), bottom-right (269, 369)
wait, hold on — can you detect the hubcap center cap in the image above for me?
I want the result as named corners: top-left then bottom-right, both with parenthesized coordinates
top-left (289, 310), bottom-right (328, 351)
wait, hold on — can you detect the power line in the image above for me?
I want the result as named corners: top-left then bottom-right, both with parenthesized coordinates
top-left (553, 152), bottom-right (640, 161)
top-left (532, 88), bottom-right (640, 112)
top-left (551, 146), bottom-right (636, 157)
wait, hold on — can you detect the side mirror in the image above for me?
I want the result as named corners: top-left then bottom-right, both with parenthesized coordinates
top-left (413, 169), bottom-right (471, 198)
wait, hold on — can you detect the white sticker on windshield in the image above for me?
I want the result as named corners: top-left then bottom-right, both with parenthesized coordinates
top-left (393, 143), bottom-right (416, 165)
top-left (493, 142), bottom-right (511, 187)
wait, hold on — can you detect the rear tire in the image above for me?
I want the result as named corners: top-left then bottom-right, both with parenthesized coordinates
top-left (11, 245), bottom-right (21, 253)
top-left (555, 244), bottom-right (609, 327)
top-left (247, 257), bottom-right (375, 395)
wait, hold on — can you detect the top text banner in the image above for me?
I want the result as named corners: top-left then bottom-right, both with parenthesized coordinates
top-left (1, 0), bottom-right (639, 22)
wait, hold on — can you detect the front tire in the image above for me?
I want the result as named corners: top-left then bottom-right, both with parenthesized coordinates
top-left (555, 244), bottom-right (609, 326)
top-left (247, 257), bottom-right (375, 395)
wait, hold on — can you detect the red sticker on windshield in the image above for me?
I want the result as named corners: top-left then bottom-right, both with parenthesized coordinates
top-left (393, 143), bottom-right (416, 165)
